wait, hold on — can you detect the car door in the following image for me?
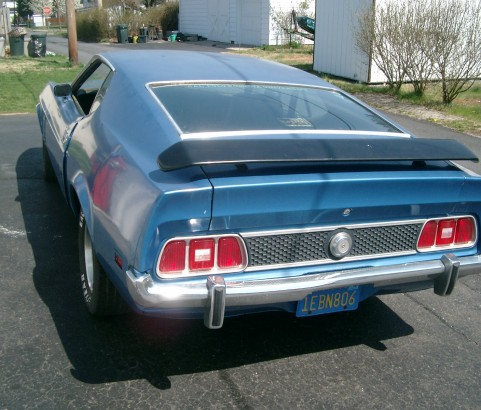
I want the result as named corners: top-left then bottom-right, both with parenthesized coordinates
top-left (39, 58), bottom-right (113, 196)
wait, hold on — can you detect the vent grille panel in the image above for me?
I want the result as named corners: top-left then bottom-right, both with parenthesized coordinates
top-left (244, 223), bottom-right (423, 268)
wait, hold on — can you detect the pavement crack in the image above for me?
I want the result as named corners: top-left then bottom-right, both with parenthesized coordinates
top-left (218, 370), bottom-right (255, 410)
top-left (460, 280), bottom-right (481, 294)
top-left (404, 292), bottom-right (480, 347)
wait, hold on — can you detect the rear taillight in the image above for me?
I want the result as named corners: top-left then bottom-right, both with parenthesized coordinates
top-left (436, 219), bottom-right (457, 246)
top-left (218, 237), bottom-right (244, 268)
top-left (158, 235), bottom-right (247, 277)
top-left (455, 217), bottom-right (476, 244)
top-left (159, 240), bottom-right (186, 272)
top-left (189, 239), bottom-right (215, 271)
top-left (417, 216), bottom-right (477, 251)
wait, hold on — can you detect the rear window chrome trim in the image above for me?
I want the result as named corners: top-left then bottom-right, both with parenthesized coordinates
top-left (145, 81), bottom-right (336, 136)
top-left (180, 129), bottom-right (411, 140)
top-left (146, 79), bottom-right (336, 90)
top-left (145, 80), bottom-right (404, 137)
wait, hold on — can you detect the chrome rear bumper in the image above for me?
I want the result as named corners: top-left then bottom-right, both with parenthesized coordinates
top-left (126, 254), bottom-right (481, 329)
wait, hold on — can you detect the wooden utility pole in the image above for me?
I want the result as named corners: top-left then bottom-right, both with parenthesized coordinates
top-left (66, 0), bottom-right (78, 65)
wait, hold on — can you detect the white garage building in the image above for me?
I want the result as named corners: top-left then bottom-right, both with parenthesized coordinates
top-left (179, 0), bottom-right (313, 46)
top-left (313, 0), bottom-right (382, 83)
top-left (313, 0), bottom-right (481, 84)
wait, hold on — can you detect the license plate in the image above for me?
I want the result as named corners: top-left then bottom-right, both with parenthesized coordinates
top-left (296, 286), bottom-right (360, 317)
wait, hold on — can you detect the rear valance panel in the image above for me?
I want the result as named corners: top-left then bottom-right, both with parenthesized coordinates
top-left (157, 137), bottom-right (478, 171)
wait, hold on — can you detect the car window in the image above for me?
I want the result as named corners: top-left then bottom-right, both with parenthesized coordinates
top-left (89, 70), bottom-right (114, 114)
top-left (74, 63), bottom-right (112, 115)
top-left (150, 83), bottom-right (401, 134)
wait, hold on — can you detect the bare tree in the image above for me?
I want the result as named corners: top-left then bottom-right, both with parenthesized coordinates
top-left (356, 2), bottom-right (408, 91)
top-left (400, 2), bottom-right (436, 95)
top-left (25, 0), bottom-right (81, 18)
top-left (25, 0), bottom-right (49, 15)
top-left (356, 0), bottom-right (481, 103)
top-left (426, 0), bottom-right (481, 103)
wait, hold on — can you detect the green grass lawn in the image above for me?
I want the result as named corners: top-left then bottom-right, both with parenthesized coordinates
top-left (0, 56), bottom-right (82, 113)
top-left (356, 82), bottom-right (481, 137)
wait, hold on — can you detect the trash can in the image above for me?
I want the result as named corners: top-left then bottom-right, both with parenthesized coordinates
top-left (138, 35), bottom-right (147, 43)
top-left (9, 34), bottom-right (25, 56)
top-left (139, 26), bottom-right (148, 37)
top-left (116, 24), bottom-right (128, 44)
top-left (28, 33), bottom-right (47, 57)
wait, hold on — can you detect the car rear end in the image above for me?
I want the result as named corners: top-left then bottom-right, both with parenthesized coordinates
top-left (126, 79), bottom-right (481, 328)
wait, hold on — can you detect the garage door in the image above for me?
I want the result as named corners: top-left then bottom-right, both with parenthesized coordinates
top-left (208, 0), bottom-right (230, 43)
top-left (237, 0), bottom-right (262, 46)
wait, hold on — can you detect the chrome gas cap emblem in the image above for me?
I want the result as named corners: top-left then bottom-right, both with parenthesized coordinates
top-left (329, 231), bottom-right (353, 259)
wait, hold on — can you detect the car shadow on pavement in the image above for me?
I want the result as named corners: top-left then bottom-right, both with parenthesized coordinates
top-left (17, 148), bottom-right (414, 390)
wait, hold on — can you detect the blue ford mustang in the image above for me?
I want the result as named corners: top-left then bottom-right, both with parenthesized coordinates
top-left (37, 50), bottom-right (481, 329)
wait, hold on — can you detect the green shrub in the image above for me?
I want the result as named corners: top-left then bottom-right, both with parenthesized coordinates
top-left (108, 11), bottom-right (143, 38)
top-left (143, 5), bottom-right (165, 27)
top-left (140, 1), bottom-right (179, 38)
top-left (160, 1), bottom-right (179, 32)
top-left (75, 0), bottom-right (178, 42)
top-left (76, 9), bottom-right (109, 42)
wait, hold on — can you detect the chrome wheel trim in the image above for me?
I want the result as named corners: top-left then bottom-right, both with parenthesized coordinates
top-left (83, 226), bottom-right (95, 293)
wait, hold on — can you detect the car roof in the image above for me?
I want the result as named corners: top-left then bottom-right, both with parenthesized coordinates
top-left (98, 50), bottom-right (335, 89)
top-left (81, 51), bottom-right (477, 171)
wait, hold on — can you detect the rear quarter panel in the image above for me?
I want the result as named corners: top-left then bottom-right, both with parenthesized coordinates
top-left (64, 70), bottom-right (213, 288)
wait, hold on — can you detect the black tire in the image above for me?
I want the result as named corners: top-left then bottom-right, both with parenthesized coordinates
top-left (78, 210), bottom-right (127, 316)
top-left (42, 140), bottom-right (56, 182)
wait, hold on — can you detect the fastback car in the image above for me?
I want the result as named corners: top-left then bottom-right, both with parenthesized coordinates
top-left (37, 50), bottom-right (481, 329)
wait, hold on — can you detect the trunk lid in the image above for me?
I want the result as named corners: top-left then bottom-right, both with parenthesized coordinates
top-left (203, 161), bottom-right (470, 232)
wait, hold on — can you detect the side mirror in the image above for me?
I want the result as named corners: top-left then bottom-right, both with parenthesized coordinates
top-left (54, 83), bottom-right (72, 97)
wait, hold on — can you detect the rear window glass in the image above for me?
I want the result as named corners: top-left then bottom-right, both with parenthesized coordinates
top-left (150, 83), bottom-right (400, 134)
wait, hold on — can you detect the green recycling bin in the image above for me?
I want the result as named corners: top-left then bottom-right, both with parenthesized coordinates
top-left (9, 35), bottom-right (25, 56)
top-left (116, 24), bottom-right (128, 44)
top-left (29, 33), bottom-right (47, 57)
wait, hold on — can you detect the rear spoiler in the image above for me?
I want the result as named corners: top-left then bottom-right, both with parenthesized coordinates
top-left (157, 137), bottom-right (478, 171)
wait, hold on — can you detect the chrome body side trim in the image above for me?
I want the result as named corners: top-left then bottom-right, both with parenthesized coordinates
top-left (243, 250), bottom-right (418, 272)
top-left (241, 218), bottom-right (427, 237)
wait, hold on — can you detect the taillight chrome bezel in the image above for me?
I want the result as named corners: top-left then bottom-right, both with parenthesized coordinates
top-left (417, 215), bottom-right (477, 252)
top-left (156, 234), bottom-right (248, 278)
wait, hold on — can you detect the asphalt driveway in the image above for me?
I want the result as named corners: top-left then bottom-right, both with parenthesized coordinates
top-left (1, 110), bottom-right (480, 408)
top-left (45, 34), bottom-right (239, 64)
